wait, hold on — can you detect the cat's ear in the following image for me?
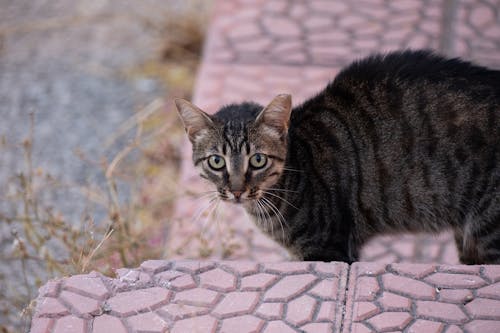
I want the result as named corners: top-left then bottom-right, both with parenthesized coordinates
top-left (175, 99), bottom-right (214, 143)
top-left (256, 94), bottom-right (292, 137)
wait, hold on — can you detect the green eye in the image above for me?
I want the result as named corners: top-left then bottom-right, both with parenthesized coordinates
top-left (208, 155), bottom-right (225, 170)
top-left (250, 153), bottom-right (267, 169)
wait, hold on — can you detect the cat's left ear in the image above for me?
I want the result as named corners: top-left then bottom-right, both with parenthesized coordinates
top-left (175, 99), bottom-right (214, 143)
top-left (256, 94), bottom-right (292, 137)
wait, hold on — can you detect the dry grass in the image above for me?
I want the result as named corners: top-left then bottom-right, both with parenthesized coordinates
top-left (0, 2), bottom-right (209, 331)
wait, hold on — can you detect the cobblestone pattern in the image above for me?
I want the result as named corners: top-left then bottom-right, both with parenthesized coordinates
top-left (30, 260), bottom-right (348, 333)
top-left (343, 262), bottom-right (500, 333)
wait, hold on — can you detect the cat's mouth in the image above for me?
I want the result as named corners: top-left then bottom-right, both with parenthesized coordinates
top-left (219, 189), bottom-right (261, 204)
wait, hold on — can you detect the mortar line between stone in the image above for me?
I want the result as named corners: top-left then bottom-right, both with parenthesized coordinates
top-left (338, 263), bottom-right (352, 333)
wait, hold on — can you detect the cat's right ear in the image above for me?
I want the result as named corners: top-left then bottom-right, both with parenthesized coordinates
top-left (175, 99), bottom-right (214, 143)
top-left (256, 94), bottom-right (292, 139)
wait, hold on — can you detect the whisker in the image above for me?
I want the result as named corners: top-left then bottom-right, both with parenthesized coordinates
top-left (260, 197), bottom-right (286, 242)
top-left (258, 198), bottom-right (274, 239)
top-left (261, 190), bottom-right (299, 210)
top-left (282, 167), bottom-right (303, 173)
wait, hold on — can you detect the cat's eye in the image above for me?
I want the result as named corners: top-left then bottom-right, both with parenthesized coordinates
top-left (249, 153), bottom-right (267, 169)
top-left (208, 155), bottom-right (226, 170)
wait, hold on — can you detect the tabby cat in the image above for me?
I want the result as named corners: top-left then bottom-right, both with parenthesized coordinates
top-left (175, 50), bottom-right (500, 264)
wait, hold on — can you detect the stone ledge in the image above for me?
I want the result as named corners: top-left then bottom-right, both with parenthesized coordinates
top-left (29, 260), bottom-right (500, 332)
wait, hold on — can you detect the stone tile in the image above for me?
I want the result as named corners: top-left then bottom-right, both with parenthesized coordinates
top-left (220, 315), bottom-right (264, 333)
top-left (126, 312), bottom-right (169, 332)
top-left (92, 315), bottom-right (127, 333)
top-left (107, 287), bottom-right (170, 316)
top-left (439, 265), bottom-right (481, 274)
top-left (301, 322), bottom-right (333, 333)
top-left (29, 318), bottom-right (54, 333)
top-left (173, 288), bottom-right (219, 307)
top-left (52, 316), bottom-right (86, 333)
top-left (416, 301), bottom-right (468, 324)
top-left (406, 319), bottom-right (445, 333)
top-left (220, 261), bottom-right (259, 275)
top-left (316, 301), bottom-right (337, 321)
top-left (159, 303), bottom-right (209, 320)
top-left (378, 292), bottom-right (411, 311)
top-left (439, 289), bottom-right (474, 303)
top-left (445, 325), bottom-right (464, 333)
top-left (199, 268), bottom-right (237, 292)
top-left (464, 320), bottom-right (500, 332)
top-left (212, 291), bottom-right (259, 318)
top-left (352, 302), bottom-right (380, 321)
top-left (64, 275), bottom-right (110, 300)
top-left (263, 274), bottom-right (317, 301)
top-left (382, 273), bottom-right (436, 300)
top-left (465, 298), bottom-right (500, 318)
top-left (36, 297), bottom-right (69, 317)
top-left (169, 274), bottom-right (197, 290)
top-left (59, 291), bottom-right (101, 317)
top-left (263, 262), bottom-right (310, 274)
top-left (241, 273), bottom-right (278, 291)
top-left (262, 320), bottom-right (297, 333)
top-left (367, 312), bottom-right (412, 331)
top-left (115, 269), bottom-right (152, 285)
top-left (476, 281), bottom-right (500, 299)
top-left (349, 322), bottom-right (373, 333)
top-left (39, 280), bottom-right (61, 298)
top-left (174, 260), bottom-right (216, 273)
top-left (425, 273), bottom-right (486, 288)
top-left (353, 262), bottom-right (387, 276)
top-left (140, 260), bottom-right (171, 274)
top-left (313, 262), bottom-right (344, 276)
top-left (354, 276), bottom-right (379, 301)
top-left (483, 266), bottom-right (500, 282)
top-left (285, 295), bottom-right (317, 326)
top-left (309, 278), bottom-right (338, 299)
top-left (390, 263), bottom-right (437, 278)
top-left (171, 315), bottom-right (217, 333)
top-left (255, 302), bottom-right (283, 320)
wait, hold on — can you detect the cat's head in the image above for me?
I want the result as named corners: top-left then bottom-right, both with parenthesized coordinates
top-left (175, 94), bottom-right (292, 204)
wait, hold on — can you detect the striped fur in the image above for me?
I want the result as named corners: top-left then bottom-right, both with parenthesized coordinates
top-left (177, 50), bottom-right (500, 264)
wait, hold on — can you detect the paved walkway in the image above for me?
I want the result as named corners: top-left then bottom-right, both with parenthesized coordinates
top-left (30, 0), bottom-right (500, 332)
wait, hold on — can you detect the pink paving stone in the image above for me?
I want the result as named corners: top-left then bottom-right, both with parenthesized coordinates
top-left (261, 16), bottom-right (302, 37)
top-left (464, 320), bottom-right (500, 332)
top-left (220, 315), bottom-right (264, 333)
top-left (262, 320), bottom-right (297, 333)
top-left (445, 325), bottom-right (463, 333)
top-left (30, 317), bottom-right (53, 333)
top-left (140, 259), bottom-right (170, 274)
top-left (425, 272), bottom-right (486, 288)
top-left (465, 298), bottom-right (500, 318)
top-left (199, 268), bottom-right (237, 292)
top-left (382, 273), bottom-right (436, 300)
top-left (107, 287), bottom-right (170, 316)
top-left (126, 312), bottom-right (168, 332)
top-left (39, 280), bottom-right (60, 297)
top-left (263, 261), bottom-right (310, 273)
top-left (212, 291), bottom-right (259, 317)
top-left (285, 294), bottom-right (317, 326)
top-left (263, 274), bottom-right (317, 301)
top-left (483, 266), bottom-right (500, 282)
top-left (174, 260), bottom-right (216, 273)
top-left (116, 269), bottom-right (152, 286)
top-left (353, 262), bottom-right (386, 276)
top-left (64, 275), bottom-right (110, 300)
top-left (416, 301), bottom-right (468, 324)
top-left (59, 290), bottom-right (101, 317)
top-left (439, 265), bottom-right (480, 274)
top-left (302, 322), bottom-right (333, 333)
top-left (349, 323), bottom-right (373, 333)
top-left (241, 273), bottom-right (278, 290)
top-left (92, 315), bottom-right (127, 333)
top-left (309, 278), bottom-right (338, 299)
top-left (52, 316), bottom-right (86, 333)
top-left (469, 5), bottom-right (496, 27)
top-left (171, 315), bottom-right (217, 333)
top-left (159, 303), bottom-right (208, 320)
top-left (173, 288), bottom-right (219, 307)
top-left (314, 262), bottom-right (343, 276)
top-left (354, 276), bottom-right (379, 301)
top-left (367, 312), bottom-right (413, 331)
top-left (221, 261), bottom-right (259, 275)
top-left (316, 301), bottom-right (336, 321)
top-left (154, 270), bottom-right (183, 284)
top-left (390, 263), bottom-right (437, 278)
top-left (476, 281), bottom-right (500, 298)
top-left (378, 292), bottom-right (411, 311)
top-left (407, 319), bottom-right (445, 333)
top-left (36, 297), bottom-right (69, 317)
top-left (352, 301), bottom-right (380, 321)
top-left (169, 274), bottom-right (197, 290)
top-left (439, 289), bottom-right (474, 303)
top-left (227, 22), bottom-right (261, 39)
top-left (255, 302), bottom-right (283, 320)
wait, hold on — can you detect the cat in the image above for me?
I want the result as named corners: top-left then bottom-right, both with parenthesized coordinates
top-left (175, 50), bottom-right (500, 264)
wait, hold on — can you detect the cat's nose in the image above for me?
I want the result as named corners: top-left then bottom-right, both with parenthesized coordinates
top-left (232, 191), bottom-right (242, 199)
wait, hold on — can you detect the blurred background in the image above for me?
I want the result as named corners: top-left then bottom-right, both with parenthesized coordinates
top-left (1, 0), bottom-right (500, 331)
